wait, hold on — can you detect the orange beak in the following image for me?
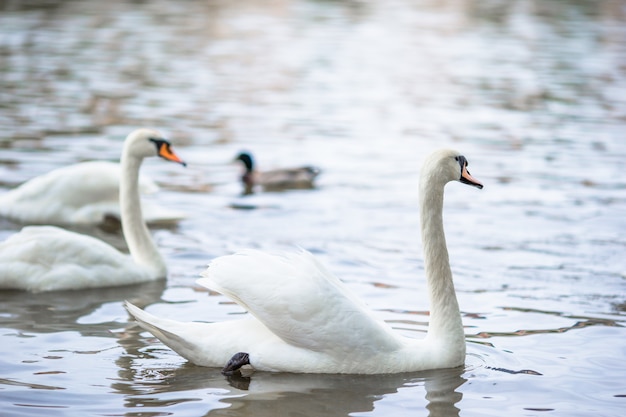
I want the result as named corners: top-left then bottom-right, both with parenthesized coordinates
top-left (460, 164), bottom-right (483, 189)
top-left (159, 143), bottom-right (187, 166)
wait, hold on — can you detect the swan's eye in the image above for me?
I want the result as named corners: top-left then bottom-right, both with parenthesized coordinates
top-left (149, 138), bottom-right (173, 153)
top-left (455, 156), bottom-right (468, 167)
top-left (456, 155), bottom-right (469, 170)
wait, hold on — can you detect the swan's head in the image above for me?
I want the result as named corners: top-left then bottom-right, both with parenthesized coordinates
top-left (235, 152), bottom-right (254, 172)
top-left (124, 128), bottom-right (187, 166)
top-left (422, 149), bottom-right (483, 189)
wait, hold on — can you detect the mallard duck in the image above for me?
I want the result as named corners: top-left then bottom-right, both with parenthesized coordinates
top-left (235, 151), bottom-right (320, 195)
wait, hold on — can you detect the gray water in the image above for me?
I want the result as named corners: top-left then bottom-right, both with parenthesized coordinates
top-left (1, 0), bottom-right (625, 416)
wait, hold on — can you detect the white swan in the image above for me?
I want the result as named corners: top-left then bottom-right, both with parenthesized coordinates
top-left (0, 160), bottom-right (185, 226)
top-left (125, 149), bottom-right (483, 374)
top-left (0, 129), bottom-right (186, 292)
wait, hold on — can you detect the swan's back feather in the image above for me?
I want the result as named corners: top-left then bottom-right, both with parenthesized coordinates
top-left (0, 226), bottom-right (152, 292)
top-left (199, 249), bottom-right (402, 355)
top-left (0, 161), bottom-right (183, 225)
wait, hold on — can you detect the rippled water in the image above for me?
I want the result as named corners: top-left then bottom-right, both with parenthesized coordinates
top-left (1, 0), bottom-right (625, 416)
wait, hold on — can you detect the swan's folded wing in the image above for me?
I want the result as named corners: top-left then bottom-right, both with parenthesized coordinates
top-left (0, 161), bottom-right (162, 225)
top-left (0, 226), bottom-right (148, 291)
top-left (198, 249), bottom-right (403, 355)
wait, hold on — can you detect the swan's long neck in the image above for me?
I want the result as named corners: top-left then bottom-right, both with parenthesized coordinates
top-left (419, 178), bottom-right (464, 346)
top-left (120, 151), bottom-right (167, 278)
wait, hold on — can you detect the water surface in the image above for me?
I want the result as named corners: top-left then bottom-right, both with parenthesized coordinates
top-left (1, 0), bottom-right (625, 416)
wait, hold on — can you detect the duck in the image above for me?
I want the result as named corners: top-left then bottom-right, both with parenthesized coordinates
top-left (235, 151), bottom-right (320, 195)
top-left (125, 149), bottom-right (483, 374)
top-left (0, 129), bottom-right (186, 292)
top-left (0, 160), bottom-right (185, 227)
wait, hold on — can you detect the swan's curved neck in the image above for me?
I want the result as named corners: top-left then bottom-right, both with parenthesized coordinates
top-left (419, 179), bottom-right (464, 345)
top-left (120, 151), bottom-right (166, 278)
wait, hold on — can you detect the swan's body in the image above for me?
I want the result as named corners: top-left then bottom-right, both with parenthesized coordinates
top-left (0, 225), bottom-right (158, 291)
top-left (126, 149), bottom-right (483, 374)
top-left (235, 152), bottom-right (320, 195)
top-left (0, 160), bottom-right (185, 226)
top-left (0, 129), bottom-right (186, 292)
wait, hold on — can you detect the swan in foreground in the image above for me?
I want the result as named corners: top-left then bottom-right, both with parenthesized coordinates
top-left (0, 160), bottom-right (185, 226)
top-left (235, 151), bottom-right (321, 195)
top-left (0, 129), bottom-right (186, 292)
top-left (125, 149), bottom-right (483, 374)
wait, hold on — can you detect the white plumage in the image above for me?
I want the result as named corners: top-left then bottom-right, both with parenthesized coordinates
top-left (0, 160), bottom-right (185, 226)
top-left (0, 225), bottom-right (153, 292)
top-left (0, 128), bottom-right (186, 292)
top-left (126, 149), bottom-right (483, 374)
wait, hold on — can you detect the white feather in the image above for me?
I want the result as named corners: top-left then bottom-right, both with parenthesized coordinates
top-left (0, 129), bottom-right (185, 292)
top-left (126, 149), bottom-right (480, 374)
top-left (0, 160), bottom-right (185, 225)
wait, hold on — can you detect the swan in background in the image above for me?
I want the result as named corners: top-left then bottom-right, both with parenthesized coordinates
top-left (125, 149), bottom-right (483, 374)
top-left (0, 129), bottom-right (186, 292)
top-left (0, 160), bottom-right (185, 226)
top-left (235, 151), bottom-right (320, 195)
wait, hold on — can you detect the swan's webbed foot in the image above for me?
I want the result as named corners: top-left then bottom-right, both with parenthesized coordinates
top-left (222, 352), bottom-right (250, 375)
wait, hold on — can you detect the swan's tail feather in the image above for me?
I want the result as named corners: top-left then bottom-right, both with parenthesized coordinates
top-left (124, 301), bottom-right (257, 368)
top-left (125, 301), bottom-right (195, 352)
top-left (124, 301), bottom-right (220, 366)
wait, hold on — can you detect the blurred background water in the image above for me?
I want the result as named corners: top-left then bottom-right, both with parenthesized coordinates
top-left (0, 0), bottom-right (625, 416)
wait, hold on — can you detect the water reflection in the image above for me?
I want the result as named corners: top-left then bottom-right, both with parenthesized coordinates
top-left (213, 371), bottom-right (464, 417)
top-left (1, 0), bottom-right (626, 415)
top-left (0, 280), bottom-right (165, 334)
top-left (113, 363), bottom-right (466, 417)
